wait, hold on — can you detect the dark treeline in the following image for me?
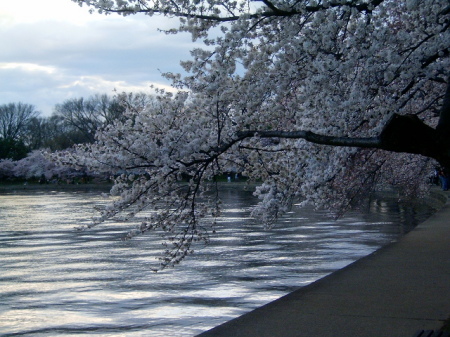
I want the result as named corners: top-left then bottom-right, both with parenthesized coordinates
top-left (0, 92), bottom-right (152, 160)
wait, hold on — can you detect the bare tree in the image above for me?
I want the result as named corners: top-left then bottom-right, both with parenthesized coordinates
top-left (0, 102), bottom-right (40, 142)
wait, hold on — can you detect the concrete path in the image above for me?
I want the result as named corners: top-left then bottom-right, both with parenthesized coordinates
top-left (198, 194), bottom-right (450, 337)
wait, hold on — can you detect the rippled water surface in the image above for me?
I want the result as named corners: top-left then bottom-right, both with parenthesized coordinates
top-left (0, 185), bottom-right (434, 336)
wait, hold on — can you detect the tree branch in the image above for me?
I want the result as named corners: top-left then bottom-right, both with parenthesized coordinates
top-left (237, 112), bottom-right (449, 167)
top-left (237, 130), bottom-right (382, 148)
top-left (75, 0), bottom-right (385, 23)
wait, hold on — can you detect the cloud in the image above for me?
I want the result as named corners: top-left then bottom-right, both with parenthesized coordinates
top-left (0, 0), bottom-right (105, 25)
top-left (0, 0), bottom-right (195, 116)
top-left (0, 63), bottom-right (57, 74)
top-left (0, 61), bottom-right (175, 115)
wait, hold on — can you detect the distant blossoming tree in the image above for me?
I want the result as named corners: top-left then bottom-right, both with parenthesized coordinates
top-left (65, 0), bottom-right (450, 268)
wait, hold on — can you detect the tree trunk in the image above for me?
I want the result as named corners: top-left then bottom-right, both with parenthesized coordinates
top-left (379, 114), bottom-right (440, 159)
top-left (435, 77), bottom-right (450, 165)
top-left (379, 79), bottom-right (450, 168)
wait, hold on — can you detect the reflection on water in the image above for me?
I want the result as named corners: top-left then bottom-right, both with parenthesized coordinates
top-left (0, 185), bottom-right (434, 336)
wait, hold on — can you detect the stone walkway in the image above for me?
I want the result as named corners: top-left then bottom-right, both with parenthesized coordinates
top-left (197, 193), bottom-right (450, 337)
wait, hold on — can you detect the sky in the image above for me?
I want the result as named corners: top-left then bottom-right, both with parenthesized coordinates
top-left (0, 0), bottom-right (194, 116)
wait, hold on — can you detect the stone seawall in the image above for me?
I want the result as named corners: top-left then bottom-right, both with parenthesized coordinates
top-left (198, 190), bottom-right (450, 337)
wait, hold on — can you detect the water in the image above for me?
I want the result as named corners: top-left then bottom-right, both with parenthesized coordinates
top-left (0, 185), bottom-right (434, 336)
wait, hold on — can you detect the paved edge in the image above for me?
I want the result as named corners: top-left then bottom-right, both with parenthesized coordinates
top-left (197, 191), bottom-right (450, 337)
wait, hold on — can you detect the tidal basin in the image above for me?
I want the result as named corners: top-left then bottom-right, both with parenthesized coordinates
top-left (0, 185), bottom-right (434, 336)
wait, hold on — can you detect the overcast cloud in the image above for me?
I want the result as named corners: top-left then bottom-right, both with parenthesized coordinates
top-left (0, 0), bottom-right (194, 116)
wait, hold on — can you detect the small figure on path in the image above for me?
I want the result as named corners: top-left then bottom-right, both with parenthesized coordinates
top-left (438, 167), bottom-right (449, 191)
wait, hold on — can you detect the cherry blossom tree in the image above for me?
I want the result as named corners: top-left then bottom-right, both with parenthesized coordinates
top-left (0, 159), bottom-right (15, 180)
top-left (65, 0), bottom-right (450, 268)
top-left (0, 150), bottom-right (90, 183)
top-left (12, 150), bottom-right (69, 182)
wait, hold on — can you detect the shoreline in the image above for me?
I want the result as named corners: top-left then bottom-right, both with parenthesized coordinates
top-left (0, 182), bottom-right (113, 193)
top-left (197, 190), bottom-right (450, 337)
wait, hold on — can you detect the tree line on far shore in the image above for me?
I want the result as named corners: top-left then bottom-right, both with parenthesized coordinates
top-left (0, 92), bottom-right (152, 183)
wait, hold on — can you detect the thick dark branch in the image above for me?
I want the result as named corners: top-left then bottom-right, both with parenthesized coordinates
top-left (110, 8), bottom-right (240, 22)
top-left (304, 0), bottom-right (384, 13)
top-left (179, 129), bottom-right (381, 169)
top-left (259, 0), bottom-right (291, 15)
top-left (237, 130), bottom-right (382, 148)
top-left (79, 0), bottom-right (385, 23)
top-left (181, 111), bottom-right (450, 172)
top-left (238, 113), bottom-right (449, 166)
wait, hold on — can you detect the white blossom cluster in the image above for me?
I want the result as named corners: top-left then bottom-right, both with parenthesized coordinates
top-left (66, 0), bottom-right (450, 269)
top-left (0, 151), bottom-right (80, 181)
